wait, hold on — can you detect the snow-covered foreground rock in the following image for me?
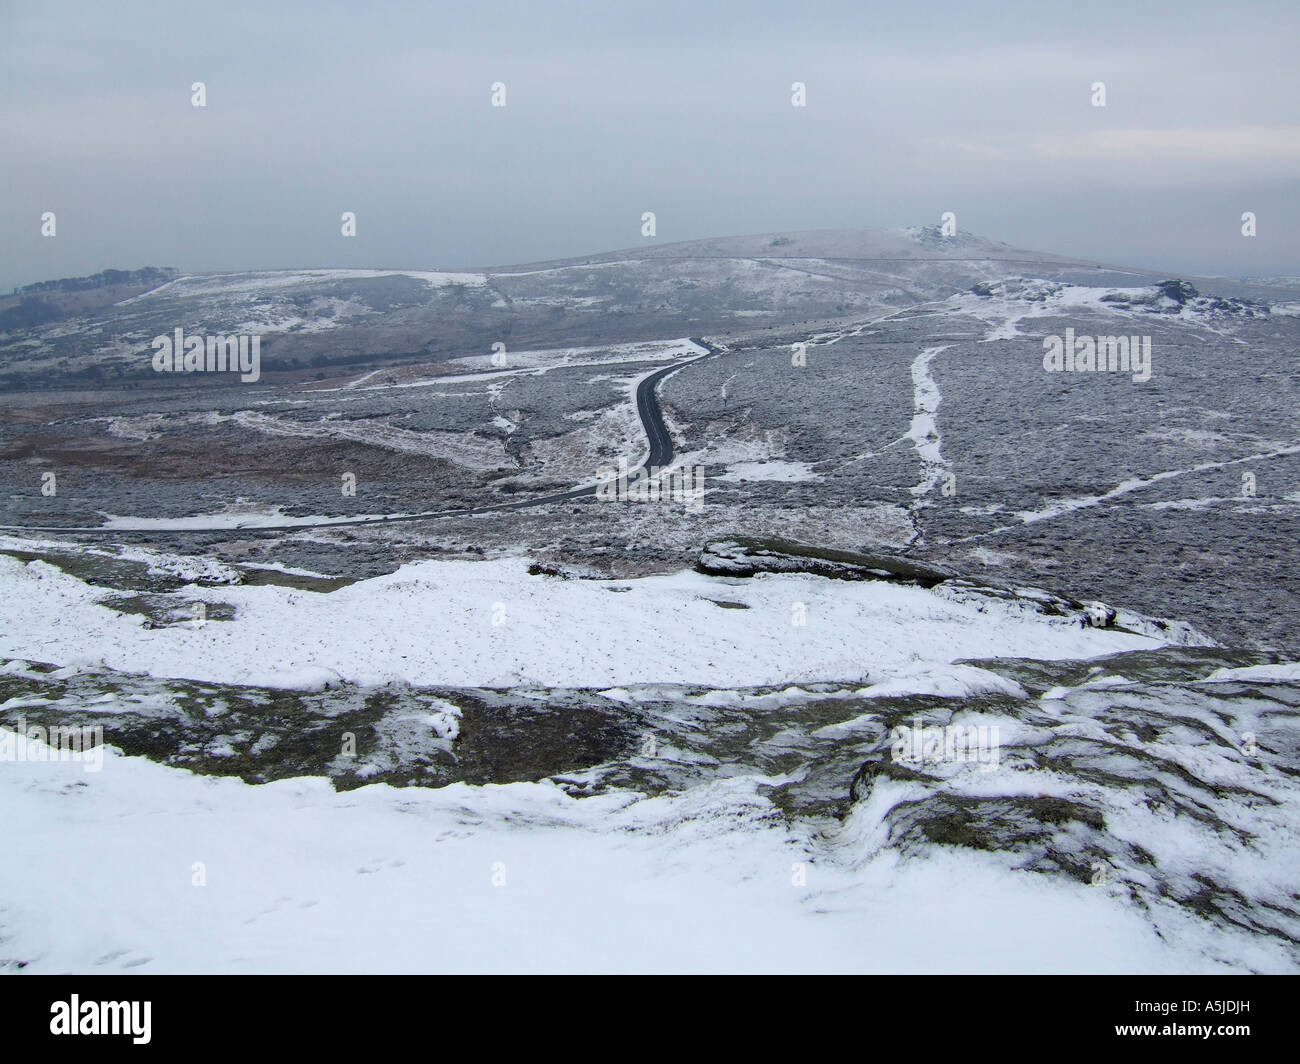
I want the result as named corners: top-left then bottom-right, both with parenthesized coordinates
top-left (0, 732), bottom-right (1275, 974)
top-left (0, 553), bottom-right (1162, 691)
top-left (2, 547), bottom-right (1296, 973)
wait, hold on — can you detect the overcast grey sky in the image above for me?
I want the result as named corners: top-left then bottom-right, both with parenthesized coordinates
top-left (3, 0), bottom-right (1298, 291)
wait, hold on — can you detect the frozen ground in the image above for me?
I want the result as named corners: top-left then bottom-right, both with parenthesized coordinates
top-left (2, 226), bottom-right (1298, 972)
top-left (1, 539), bottom-right (1298, 973)
top-left (0, 551), bottom-right (1162, 690)
top-left (5, 729), bottom-right (1291, 974)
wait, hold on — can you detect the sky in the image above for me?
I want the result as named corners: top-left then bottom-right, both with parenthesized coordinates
top-left (3, 0), bottom-right (1298, 291)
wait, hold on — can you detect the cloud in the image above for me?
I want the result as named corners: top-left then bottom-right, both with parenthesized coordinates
top-left (1033, 126), bottom-right (1300, 165)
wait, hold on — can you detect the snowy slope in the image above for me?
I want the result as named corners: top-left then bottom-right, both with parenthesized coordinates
top-left (0, 553), bottom-right (1160, 690)
top-left (0, 731), bottom-right (1271, 974)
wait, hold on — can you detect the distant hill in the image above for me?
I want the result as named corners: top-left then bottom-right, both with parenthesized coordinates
top-left (2, 227), bottom-right (1294, 389)
top-left (0, 267), bottom-right (179, 333)
top-left (506, 225), bottom-right (1082, 269)
top-left (15, 266), bottom-right (179, 296)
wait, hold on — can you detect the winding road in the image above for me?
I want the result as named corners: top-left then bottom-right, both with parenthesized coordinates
top-left (635, 341), bottom-right (717, 468)
top-left (0, 338), bottom-right (724, 537)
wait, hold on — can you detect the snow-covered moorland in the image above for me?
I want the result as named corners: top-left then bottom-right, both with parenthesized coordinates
top-left (0, 550), bottom-right (1159, 690)
top-left (3, 542), bottom-right (1298, 973)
